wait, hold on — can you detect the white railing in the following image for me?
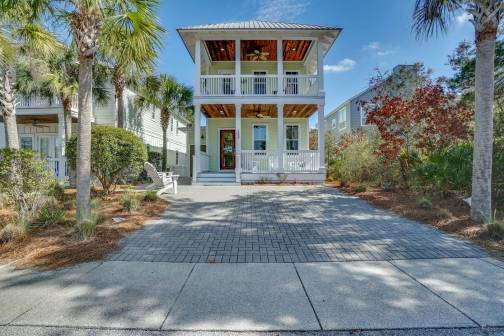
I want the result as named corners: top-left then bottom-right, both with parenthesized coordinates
top-left (241, 150), bottom-right (280, 172)
top-left (200, 75), bottom-right (235, 96)
top-left (283, 75), bottom-right (319, 96)
top-left (240, 75), bottom-right (278, 95)
top-left (18, 94), bottom-right (79, 111)
top-left (282, 150), bottom-right (319, 172)
top-left (241, 150), bottom-right (319, 173)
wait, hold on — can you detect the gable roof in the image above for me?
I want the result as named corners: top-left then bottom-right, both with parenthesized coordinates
top-left (178, 20), bottom-right (340, 31)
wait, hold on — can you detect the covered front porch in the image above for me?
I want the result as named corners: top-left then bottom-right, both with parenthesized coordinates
top-left (192, 102), bottom-right (325, 184)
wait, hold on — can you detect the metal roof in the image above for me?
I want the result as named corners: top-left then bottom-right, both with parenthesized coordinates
top-left (178, 20), bottom-right (340, 31)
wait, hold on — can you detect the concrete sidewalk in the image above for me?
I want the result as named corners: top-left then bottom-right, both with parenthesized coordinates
top-left (1, 257), bottom-right (503, 333)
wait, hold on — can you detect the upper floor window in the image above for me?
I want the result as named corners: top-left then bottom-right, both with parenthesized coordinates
top-left (253, 125), bottom-right (267, 150)
top-left (151, 106), bottom-right (156, 119)
top-left (338, 109), bottom-right (347, 130)
top-left (286, 125), bottom-right (299, 150)
top-left (331, 118), bottom-right (337, 130)
top-left (170, 116), bottom-right (174, 132)
top-left (360, 103), bottom-right (376, 126)
top-left (176, 121), bottom-right (179, 135)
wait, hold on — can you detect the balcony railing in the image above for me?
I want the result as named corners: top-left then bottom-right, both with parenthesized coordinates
top-left (18, 94), bottom-right (78, 110)
top-left (241, 150), bottom-right (319, 173)
top-left (199, 75), bottom-right (320, 97)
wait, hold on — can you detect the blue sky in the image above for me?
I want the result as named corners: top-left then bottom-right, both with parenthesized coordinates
top-left (157, 0), bottom-right (474, 121)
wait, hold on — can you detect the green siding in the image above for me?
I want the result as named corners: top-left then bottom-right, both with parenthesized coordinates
top-left (206, 117), bottom-right (309, 171)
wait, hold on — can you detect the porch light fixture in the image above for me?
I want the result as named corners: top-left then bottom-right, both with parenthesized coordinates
top-left (256, 113), bottom-right (264, 119)
top-left (291, 48), bottom-right (296, 51)
top-left (219, 110), bottom-right (225, 115)
top-left (220, 48), bottom-right (225, 51)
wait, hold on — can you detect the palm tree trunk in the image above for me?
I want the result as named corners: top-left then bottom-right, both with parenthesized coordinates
top-left (76, 56), bottom-right (93, 223)
top-left (162, 126), bottom-right (167, 171)
top-left (62, 98), bottom-right (73, 143)
top-left (1, 70), bottom-right (19, 148)
top-left (471, 29), bottom-right (496, 223)
top-left (113, 69), bottom-right (126, 128)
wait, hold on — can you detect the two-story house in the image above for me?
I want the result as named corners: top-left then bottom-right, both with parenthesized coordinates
top-left (0, 85), bottom-right (189, 181)
top-left (325, 64), bottom-right (419, 139)
top-left (178, 20), bottom-right (341, 184)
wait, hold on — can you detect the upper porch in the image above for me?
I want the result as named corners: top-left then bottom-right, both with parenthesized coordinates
top-left (178, 20), bottom-right (341, 99)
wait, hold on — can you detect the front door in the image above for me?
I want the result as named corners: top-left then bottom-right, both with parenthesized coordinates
top-left (220, 129), bottom-right (235, 170)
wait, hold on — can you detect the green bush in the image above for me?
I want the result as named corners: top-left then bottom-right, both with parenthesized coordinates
top-left (121, 192), bottom-right (140, 213)
top-left (412, 142), bottom-right (473, 196)
top-left (0, 149), bottom-right (56, 238)
top-left (329, 131), bottom-right (398, 186)
top-left (148, 151), bottom-right (162, 170)
top-left (143, 190), bottom-right (158, 202)
top-left (38, 206), bottom-right (65, 226)
top-left (66, 126), bottom-right (147, 194)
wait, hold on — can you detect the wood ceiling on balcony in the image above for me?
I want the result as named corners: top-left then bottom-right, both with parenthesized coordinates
top-left (205, 40), bottom-right (311, 62)
top-left (202, 104), bottom-right (317, 118)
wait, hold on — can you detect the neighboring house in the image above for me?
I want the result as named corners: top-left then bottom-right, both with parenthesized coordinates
top-left (0, 85), bottom-right (189, 181)
top-left (177, 20), bottom-right (341, 184)
top-left (324, 64), bottom-right (418, 139)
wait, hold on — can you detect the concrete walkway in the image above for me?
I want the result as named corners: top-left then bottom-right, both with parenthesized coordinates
top-left (1, 186), bottom-right (503, 334)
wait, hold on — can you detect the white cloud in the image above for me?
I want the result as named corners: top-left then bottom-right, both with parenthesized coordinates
top-left (456, 12), bottom-right (472, 25)
top-left (255, 0), bottom-right (309, 21)
top-left (324, 59), bottom-right (356, 73)
top-left (363, 41), bottom-right (398, 57)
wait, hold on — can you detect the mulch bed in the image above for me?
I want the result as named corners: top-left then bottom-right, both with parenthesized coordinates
top-left (0, 190), bottom-right (168, 269)
top-left (326, 181), bottom-right (504, 258)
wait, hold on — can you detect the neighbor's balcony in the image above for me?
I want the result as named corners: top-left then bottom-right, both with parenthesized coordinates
top-left (199, 75), bottom-right (320, 97)
top-left (18, 94), bottom-right (78, 111)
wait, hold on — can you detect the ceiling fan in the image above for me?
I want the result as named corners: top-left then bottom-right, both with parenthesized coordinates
top-left (32, 120), bottom-right (49, 128)
top-left (246, 49), bottom-right (269, 61)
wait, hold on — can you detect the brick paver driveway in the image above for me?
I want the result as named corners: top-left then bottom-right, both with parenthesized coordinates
top-left (110, 185), bottom-right (485, 263)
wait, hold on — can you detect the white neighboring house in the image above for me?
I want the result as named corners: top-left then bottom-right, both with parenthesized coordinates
top-left (0, 85), bottom-right (189, 181)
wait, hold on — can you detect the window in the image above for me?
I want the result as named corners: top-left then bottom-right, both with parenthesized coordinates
top-left (20, 136), bottom-right (33, 149)
top-left (285, 125), bottom-right (299, 150)
top-left (253, 71), bottom-right (267, 95)
top-left (338, 109), bottom-right (347, 130)
top-left (176, 150), bottom-right (179, 165)
top-left (176, 120), bottom-right (179, 135)
top-left (331, 118), bottom-right (337, 129)
top-left (151, 106), bottom-right (156, 119)
top-left (253, 125), bottom-right (267, 150)
top-left (285, 71), bottom-right (299, 95)
top-left (170, 116), bottom-right (173, 132)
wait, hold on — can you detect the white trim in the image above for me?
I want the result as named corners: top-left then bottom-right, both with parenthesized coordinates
top-left (252, 123), bottom-right (268, 150)
top-left (217, 127), bottom-right (236, 171)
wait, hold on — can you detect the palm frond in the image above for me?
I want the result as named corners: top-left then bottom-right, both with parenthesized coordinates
top-left (413, 0), bottom-right (464, 38)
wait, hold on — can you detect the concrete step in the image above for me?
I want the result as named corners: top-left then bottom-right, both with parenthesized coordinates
top-left (198, 172), bottom-right (236, 178)
top-left (193, 181), bottom-right (241, 186)
top-left (197, 177), bottom-right (237, 183)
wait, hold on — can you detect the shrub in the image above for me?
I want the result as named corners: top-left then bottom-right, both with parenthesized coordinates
top-left (66, 126), bottom-right (148, 194)
top-left (0, 224), bottom-right (23, 244)
top-left (38, 206), bottom-right (65, 226)
top-left (143, 190), bottom-right (158, 202)
top-left (75, 211), bottom-right (103, 239)
top-left (148, 151), bottom-right (162, 170)
top-left (121, 192), bottom-right (140, 213)
top-left (329, 131), bottom-right (399, 186)
top-left (412, 142), bottom-right (473, 196)
top-left (0, 149), bottom-right (56, 238)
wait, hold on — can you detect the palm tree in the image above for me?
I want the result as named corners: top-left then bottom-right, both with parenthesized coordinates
top-left (30, 0), bottom-right (163, 223)
top-left (0, 2), bottom-right (59, 148)
top-left (99, 2), bottom-right (164, 128)
top-left (135, 75), bottom-right (193, 171)
top-left (413, 0), bottom-right (504, 223)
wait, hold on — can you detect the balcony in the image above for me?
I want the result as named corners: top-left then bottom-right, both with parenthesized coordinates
top-left (199, 75), bottom-right (320, 97)
top-left (18, 95), bottom-right (78, 111)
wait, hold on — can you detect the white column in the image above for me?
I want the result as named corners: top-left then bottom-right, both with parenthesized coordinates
top-left (317, 104), bottom-right (325, 172)
top-left (277, 39), bottom-right (283, 95)
top-left (193, 103), bottom-right (201, 182)
top-left (235, 39), bottom-right (241, 95)
top-left (57, 111), bottom-right (66, 181)
top-left (277, 103), bottom-right (284, 172)
top-left (195, 40), bottom-right (201, 96)
top-left (235, 104), bottom-right (241, 182)
top-left (317, 40), bottom-right (325, 94)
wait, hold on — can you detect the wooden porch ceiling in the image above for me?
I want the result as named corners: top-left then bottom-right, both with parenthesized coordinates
top-left (204, 40), bottom-right (311, 62)
top-left (202, 104), bottom-right (317, 118)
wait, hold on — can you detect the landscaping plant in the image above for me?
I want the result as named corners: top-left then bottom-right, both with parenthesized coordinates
top-left (66, 126), bottom-right (148, 195)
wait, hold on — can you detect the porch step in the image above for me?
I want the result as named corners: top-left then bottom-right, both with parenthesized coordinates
top-left (197, 172), bottom-right (237, 185)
